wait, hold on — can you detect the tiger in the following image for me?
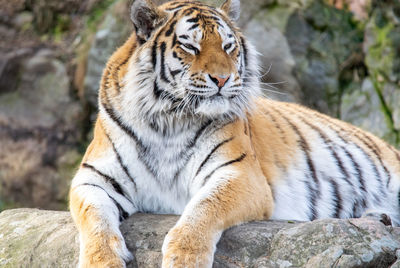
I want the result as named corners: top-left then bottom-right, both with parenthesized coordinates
top-left (69, 0), bottom-right (400, 267)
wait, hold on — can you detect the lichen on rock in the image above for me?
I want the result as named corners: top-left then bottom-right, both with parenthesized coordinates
top-left (1, 209), bottom-right (400, 267)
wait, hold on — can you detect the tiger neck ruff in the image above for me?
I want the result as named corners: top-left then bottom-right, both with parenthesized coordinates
top-left (70, 0), bottom-right (400, 267)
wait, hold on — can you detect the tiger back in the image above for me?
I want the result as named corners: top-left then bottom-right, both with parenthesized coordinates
top-left (69, 0), bottom-right (400, 267)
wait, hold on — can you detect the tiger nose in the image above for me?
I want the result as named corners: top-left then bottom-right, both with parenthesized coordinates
top-left (209, 74), bottom-right (229, 88)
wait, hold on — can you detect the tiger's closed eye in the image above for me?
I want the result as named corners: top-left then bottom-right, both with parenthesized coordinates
top-left (181, 43), bottom-right (200, 55)
top-left (224, 43), bottom-right (232, 51)
top-left (224, 43), bottom-right (235, 53)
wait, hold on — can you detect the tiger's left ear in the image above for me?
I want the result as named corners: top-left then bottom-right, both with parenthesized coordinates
top-left (220, 0), bottom-right (240, 21)
top-left (130, 0), bottom-right (166, 42)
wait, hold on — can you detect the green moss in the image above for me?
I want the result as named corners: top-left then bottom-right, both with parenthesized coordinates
top-left (370, 75), bottom-right (400, 145)
top-left (86, 0), bottom-right (117, 32)
top-left (51, 14), bottom-right (71, 43)
top-left (366, 20), bottom-right (394, 78)
top-left (364, 9), bottom-right (400, 146)
top-left (254, 6), bottom-right (293, 32)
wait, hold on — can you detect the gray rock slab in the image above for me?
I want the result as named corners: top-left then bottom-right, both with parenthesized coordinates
top-left (1, 209), bottom-right (400, 267)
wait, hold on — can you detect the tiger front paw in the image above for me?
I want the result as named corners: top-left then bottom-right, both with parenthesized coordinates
top-left (161, 225), bottom-right (214, 268)
top-left (78, 235), bottom-right (133, 268)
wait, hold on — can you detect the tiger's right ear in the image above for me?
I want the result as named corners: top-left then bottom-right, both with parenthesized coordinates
top-left (130, 0), bottom-right (165, 42)
top-left (220, 0), bottom-right (240, 21)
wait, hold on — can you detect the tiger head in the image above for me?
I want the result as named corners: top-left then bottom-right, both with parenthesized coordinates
top-left (125, 0), bottom-right (260, 120)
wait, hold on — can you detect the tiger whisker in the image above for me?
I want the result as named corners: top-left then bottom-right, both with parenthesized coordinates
top-left (259, 86), bottom-right (288, 96)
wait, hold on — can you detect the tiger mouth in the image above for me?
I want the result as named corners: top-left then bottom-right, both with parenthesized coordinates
top-left (188, 92), bottom-right (237, 102)
top-left (187, 89), bottom-right (238, 99)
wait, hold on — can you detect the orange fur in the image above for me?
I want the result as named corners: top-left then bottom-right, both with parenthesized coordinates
top-left (70, 189), bottom-right (125, 268)
top-left (81, 119), bottom-right (110, 164)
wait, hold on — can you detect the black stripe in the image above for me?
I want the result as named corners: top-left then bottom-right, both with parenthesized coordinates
top-left (181, 6), bottom-right (219, 17)
top-left (357, 132), bottom-right (392, 187)
top-left (102, 102), bottom-right (141, 144)
top-left (179, 34), bottom-right (189, 39)
top-left (82, 163), bottom-right (125, 197)
top-left (362, 133), bottom-right (382, 154)
top-left (165, 4), bottom-right (187, 11)
top-left (188, 23), bottom-right (199, 31)
top-left (101, 101), bottom-right (159, 178)
top-left (159, 42), bottom-right (171, 84)
top-left (182, 7), bottom-right (200, 15)
top-left (310, 112), bottom-right (386, 200)
top-left (201, 15), bottom-right (220, 21)
top-left (216, 21), bottom-right (223, 27)
top-left (153, 80), bottom-right (181, 103)
top-left (264, 110), bottom-right (288, 144)
top-left (186, 120), bottom-right (213, 150)
top-left (240, 37), bottom-right (248, 83)
top-left (104, 131), bottom-right (137, 192)
top-left (273, 109), bottom-right (320, 219)
top-left (299, 117), bottom-right (353, 187)
top-left (340, 145), bottom-right (368, 213)
top-left (287, 120), bottom-right (319, 185)
top-left (75, 183), bottom-right (129, 222)
top-left (187, 16), bottom-right (200, 23)
top-left (329, 179), bottom-right (343, 218)
top-left (387, 144), bottom-right (400, 162)
top-left (304, 180), bottom-right (318, 220)
top-left (170, 121), bottom-right (216, 187)
top-left (148, 117), bottom-right (160, 133)
top-left (340, 146), bottom-right (367, 193)
top-left (283, 105), bottom-right (373, 211)
top-left (201, 153), bottom-right (247, 187)
top-left (165, 20), bottom-right (177, 36)
top-left (172, 33), bottom-right (178, 47)
top-left (240, 37), bottom-right (248, 69)
top-left (151, 32), bottom-right (162, 69)
top-left (195, 137), bottom-right (234, 176)
top-left (170, 69), bottom-right (182, 78)
top-left (173, 51), bottom-right (182, 60)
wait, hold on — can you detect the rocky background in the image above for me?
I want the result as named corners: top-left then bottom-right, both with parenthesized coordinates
top-left (0, 0), bottom-right (399, 212)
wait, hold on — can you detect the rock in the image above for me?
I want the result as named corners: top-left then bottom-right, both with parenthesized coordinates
top-left (243, 9), bottom-right (302, 103)
top-left (0, 49), bottom-right (84, 209)
top-left (361, 0), bottom-right (400, 145)
top-left (1, 208), bottom-right (400, 267)
top-left (12, 12), bottom-right (34, 30)
top-left (83, 0), bottom-right (133, 108)
top-left (0, 209), bottom-right (79, 267)
top-left (340, 78), bottom-right (388, 139)
top-left (0, 0), bottom-right (25, 23)
top-left (285, 0), bottom-right (364, 116)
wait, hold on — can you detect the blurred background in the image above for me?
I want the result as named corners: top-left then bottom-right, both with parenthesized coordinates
top-left (0, 0), bottom-right (399, 211)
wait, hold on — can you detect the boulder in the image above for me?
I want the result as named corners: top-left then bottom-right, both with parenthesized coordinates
top-left (1, 208), bottom-right (400, 267)
top-left (83, 0), bottom-right (133, 108)
top-left (0, 49), bottom-right (84, 210)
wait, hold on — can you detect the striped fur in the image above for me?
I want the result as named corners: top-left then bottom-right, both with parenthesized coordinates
top-left (69, 0), bottom-right (400, 267)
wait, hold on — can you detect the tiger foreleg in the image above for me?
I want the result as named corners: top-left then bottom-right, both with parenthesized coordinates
top-left (162, 164), bottom-right (274, 268)
top-left (70, 182), bottom-right (134, 268)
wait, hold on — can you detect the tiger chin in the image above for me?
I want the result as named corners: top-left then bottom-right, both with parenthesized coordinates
top-left (69, 0), bottom-right (400, 267)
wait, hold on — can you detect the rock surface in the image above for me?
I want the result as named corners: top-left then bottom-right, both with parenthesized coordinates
top-left (0, 49), bottom-right (84, 210)
top-left (83, 0), bottom-right (133, 107)
top-left (1, 208), bottom-right (400, 267)
top-left (1, 0), bottom-right (399, 211)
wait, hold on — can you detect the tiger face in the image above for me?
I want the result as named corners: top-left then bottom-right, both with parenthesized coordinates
top-left (128, 0), bottom-right (259, 120)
